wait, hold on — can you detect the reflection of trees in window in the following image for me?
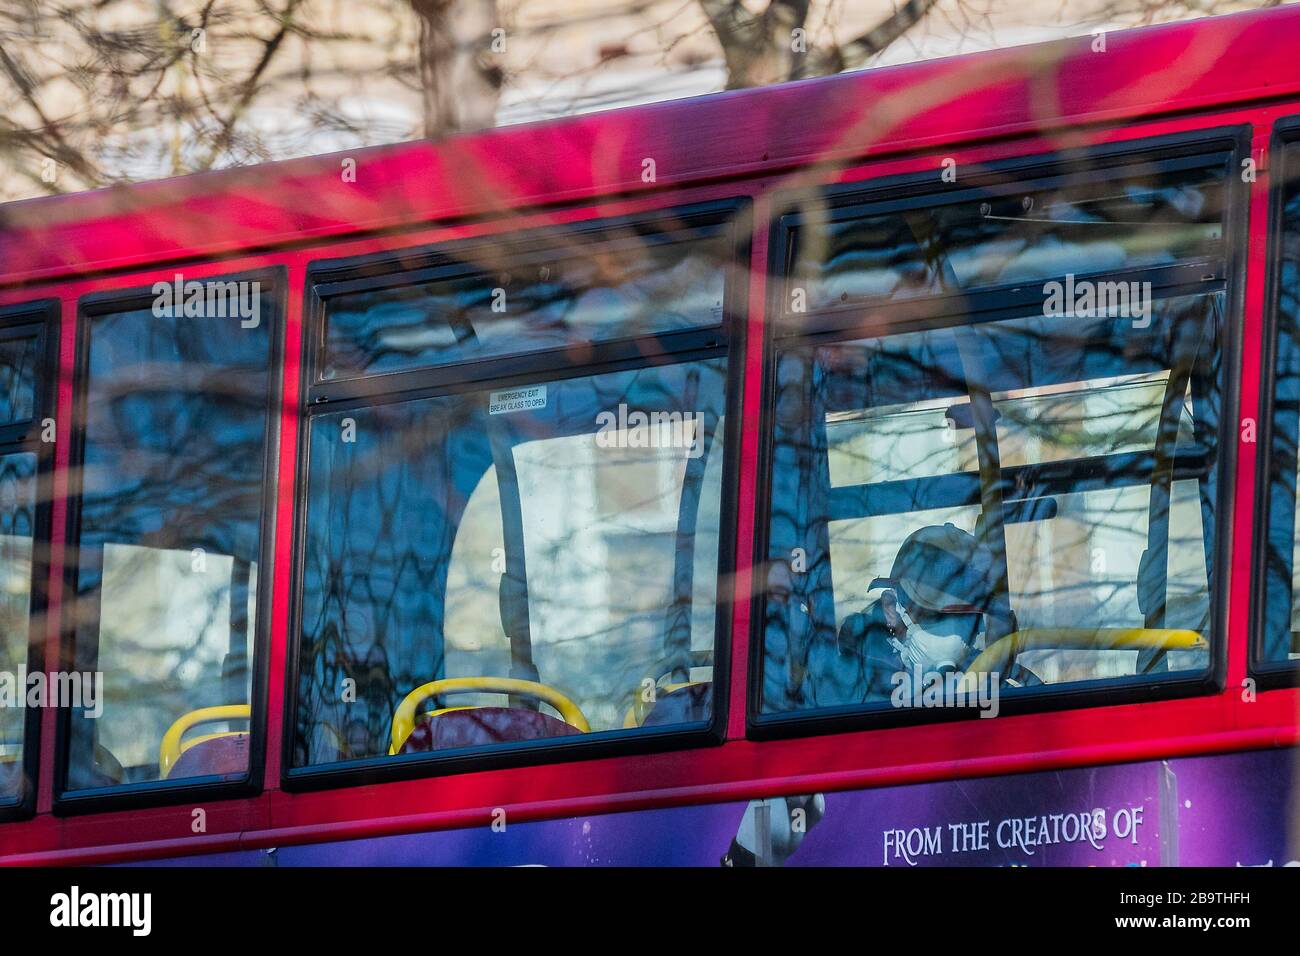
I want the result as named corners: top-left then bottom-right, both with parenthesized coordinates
top-left (0, 452), bottom-right (36, 799)
top-left (763, 294), bottom-right (1222, 713)
top-left (1263, 144), bottom-right (1300, 665)
top-left (325, 235), bottom-right (728, 380)
top-left (0, 313), bottom-right (49, 805)
top-left (293, 359), bottom-right (727, 766)
top-left (66, 306), bottom-right (272, 789)
top-left (0, 335), bottom-right (38, 423)
top-left (789, 164), bottom-right (1225, 310)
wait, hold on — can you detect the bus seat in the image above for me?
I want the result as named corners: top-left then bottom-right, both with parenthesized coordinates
top-left (389, 677), bottom-right (589, 755)
top-left (160, 704), bottom-right (251, 779)
top-left (399, 707), bottom-right (582, 754)
top-left (167, 733), bottom-right (250, 779)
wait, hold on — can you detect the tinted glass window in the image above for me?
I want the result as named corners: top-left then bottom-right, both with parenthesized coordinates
top-left (65, 287), bottom-right (274, 793)
top-left (323, 233), bottom-right (727, 381)
top-left (1261, 134), bottom-right (1300, 668)
top-left (0, 451), bottom-right (37, 804)
top-left (0, 332), bottom-right (39, 426)
top-left (762, 150), bottom-right (1232, 720)
top-left (763, 295), bottom-right (1221, 714)
top-left (787, 160), bottom-right (1224, 313)
top-left (294, 217), bottom-right (735, 771)
top-left (293, 361), bottom-right (726, 766)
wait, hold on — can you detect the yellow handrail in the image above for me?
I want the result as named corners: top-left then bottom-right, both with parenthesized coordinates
top-left (959, 627), bottom-right (1206, 690)
top-left (390, 677), bottom-right (589, 755)
top-left (159, 704), bottom-right (251, 778)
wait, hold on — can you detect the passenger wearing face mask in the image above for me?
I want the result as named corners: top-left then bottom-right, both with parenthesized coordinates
top-left (836, 523), bottom-right (1001, 701)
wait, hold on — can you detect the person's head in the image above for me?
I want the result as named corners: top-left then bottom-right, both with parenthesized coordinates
top-left (871, 523), bottom-right (998, 650)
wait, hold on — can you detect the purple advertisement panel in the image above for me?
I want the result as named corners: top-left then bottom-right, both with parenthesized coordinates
top-left (140, 747), bottom-right (1299, 867)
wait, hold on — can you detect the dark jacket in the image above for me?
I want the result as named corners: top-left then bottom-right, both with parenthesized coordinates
top-left (835, 599), bottom-right (907, 702)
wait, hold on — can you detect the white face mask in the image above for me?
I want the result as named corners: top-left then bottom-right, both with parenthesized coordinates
top-left (893, 606), bottom-right (976, 674)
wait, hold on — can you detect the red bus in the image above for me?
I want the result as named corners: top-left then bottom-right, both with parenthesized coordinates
top-left (1, 5), bottom-right (1298, 867)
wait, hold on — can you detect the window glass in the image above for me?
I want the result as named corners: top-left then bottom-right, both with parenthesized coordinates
top-left (0, 452), bottom-right (37, 804)
top-left (0, 332), bottom-right (39, 426)
top-left (1262, 135), bottom-right (1300, 667)
top-left (762, 293), bottom-right (1222, 715)
top-left (323, 234), bottom-right (728, 381)
top-left (65, 295), bottom-right (273, 792)
top-left (787, 161), bottom-right (1225, 312)
top-left (293, 359), bottom-right (726, 767)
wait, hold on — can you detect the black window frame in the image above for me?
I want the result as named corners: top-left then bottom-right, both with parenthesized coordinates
top-left (0, 299), bottom-right (58, 824)
top-left (1251, 114), bottom-right (1300, 690)
top-left (53, 268), bottom-right (286, 816)
top-left (283, 199), bottom-right (749, 791)
top-left (749, 128), bottom-right (1250, 741)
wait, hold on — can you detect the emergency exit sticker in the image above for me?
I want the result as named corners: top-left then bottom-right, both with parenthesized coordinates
top-left (488, 384), bottom-right (547, 415)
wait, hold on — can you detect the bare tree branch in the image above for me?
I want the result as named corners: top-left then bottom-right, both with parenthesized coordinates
top-left (410, 0), bottom-right (502, 136)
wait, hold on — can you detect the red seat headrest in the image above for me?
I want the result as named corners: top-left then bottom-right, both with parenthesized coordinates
top-left (399, 707), bottom-right (581, 754)
top-left (168, 733), bottom-right (250, 779)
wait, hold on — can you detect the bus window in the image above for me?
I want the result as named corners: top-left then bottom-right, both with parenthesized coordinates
top-left (1261, 129), bottom-right (1300, 671)
top-left (291, 214), bottom-right (734, 772)
top-left (63, 282), bottom-right (276, 794)
top-left (760, 146), bottom-right (1233, 718)
top-left (0, 332), bottom-right (39, 426)
top-left (322, 232), bottom-right (727, 382)
top-left (0, 452), bottom-right (36, 804)
top-left (0, 309), bottom-right (52, 811)
top-left (785, 157), bottom-right (1224, 314)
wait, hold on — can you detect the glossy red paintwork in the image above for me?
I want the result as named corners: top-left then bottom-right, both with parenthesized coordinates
top-left (2, 7), bottom-right (1299, 864)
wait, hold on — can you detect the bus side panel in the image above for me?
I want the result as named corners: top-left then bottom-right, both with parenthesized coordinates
top-left (123, 746), bottom-right (1297, 867)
